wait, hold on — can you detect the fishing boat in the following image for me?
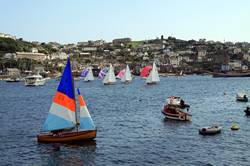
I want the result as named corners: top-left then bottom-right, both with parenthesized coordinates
top-left (24, 74), bottom-right (46, 86)
top-left (199, 125), bottom-right (222, 135)
top-left (81, 67), bottom-right (94, 82)
top-left (236, 92), bottom-right (248, 102)
top-left (121, 65), bottom-right (132, 83)
top-left (103, 64), bottom-right (116, 85)
top-left (146, 62), bottom-right (160, 84)
top-left (37, 58), bottom-right (96, 143)
top-left (162, 104), bottom-right (191, 121)
top-left (166, 96), bottom-right (190, 109)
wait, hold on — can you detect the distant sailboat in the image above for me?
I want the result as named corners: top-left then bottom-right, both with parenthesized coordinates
top-left (103, 64), bottom-right (116, 85)
top-left (116, 69), bottom-right (125, 79)
top-left (121, 64), bottom-right (132, 83)
top-left (84, 67), bottom-right (94, 82)
top-left (98, 67), bottom-right (108, 79)
top-left (37, 58), bottom-right (96, 143)
top-left (146, 62), bottom-right (160, 84)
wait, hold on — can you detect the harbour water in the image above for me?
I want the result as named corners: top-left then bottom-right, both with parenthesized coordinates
top-left (1, 75), bottom-right (250, 165)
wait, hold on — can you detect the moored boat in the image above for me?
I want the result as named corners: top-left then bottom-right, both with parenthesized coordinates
top-left (231, 123), bottom-right (240, 130)
top-left (213, 72), bottom-right (250, 78)
top-left (236, 92), bottom-right (248, 102)
top-left (5, 77), bottom-right (21, 82)
top-left (37, 58), bottom-right (96, 143)
top-left (166, 96), bottom-right (190, 109)
top-left (162, 105), bottom-right (191, 121)
top-left (24, 74), bottom-right (46, 86)
top-left (199, 125), bottom-right (222, 135)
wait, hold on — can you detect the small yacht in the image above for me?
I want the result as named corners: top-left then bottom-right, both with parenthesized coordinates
top-left (24, 74), bottom-right (46, 86)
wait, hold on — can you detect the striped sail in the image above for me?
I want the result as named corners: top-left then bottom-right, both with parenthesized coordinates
top-left (77, 89), bottom-right (95, 130)
top-left (43, 58), bottom-right (76, 131)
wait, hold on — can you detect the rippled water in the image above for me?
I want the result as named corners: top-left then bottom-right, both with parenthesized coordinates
top-left (1, 76), bottom-right (250, 165)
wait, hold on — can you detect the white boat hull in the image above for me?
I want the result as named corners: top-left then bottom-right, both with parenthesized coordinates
top-left (25, 79), bottom-right (46, 86)
top-left (162, 110), bottom-right (191, 121)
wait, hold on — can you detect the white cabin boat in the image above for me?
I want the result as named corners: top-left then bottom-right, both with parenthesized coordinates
top-left (103, 64), bottom-right (116, 85)
top-left (25, 74), bottom-right (46, 86)
top-left (121, 65), bottom-right (132, 83)
top-left (146, 62), bottom-right (160, 84)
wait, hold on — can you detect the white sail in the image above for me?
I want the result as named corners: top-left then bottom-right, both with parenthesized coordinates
top-left (84, 67), bottom-right (94, 81)
top-left (121, 64), bottom-right (132, 83)
top-left (103, 64), bottom-right (116, 84)
top-left (146, 62), bottom-right (160, 84)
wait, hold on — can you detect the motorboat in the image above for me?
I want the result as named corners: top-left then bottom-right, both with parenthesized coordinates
top-left (24, 74), bottom-right (46, 86)
top-left (236, 92), bottom-right (248, 102)
top-left (166, 96), bottom-right (190, 109)
top-left (162, 104), bottom-right (191, 121)
top-left (199, 125), bottom-right (222, 135)
top-left (5, 77), bottom-right (21, 82)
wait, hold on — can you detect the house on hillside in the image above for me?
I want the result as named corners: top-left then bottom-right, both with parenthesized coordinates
top-left (112, 38), bottom-right (131, 46)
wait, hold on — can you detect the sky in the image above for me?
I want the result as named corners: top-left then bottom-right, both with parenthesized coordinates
top-left (0, 0), bottom-right (250, 43)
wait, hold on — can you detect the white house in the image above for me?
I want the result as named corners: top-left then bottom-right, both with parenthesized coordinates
top-left (197, 50), bottom-right (207, 62)
top-left (233, 48), bottom-right (241, 54)
top-left (83, 47), bottom-right (97, 52)
top-left (31, 48), bottom-right (38, 53)
top-left (243, 54), bottom-right (250, 62)
top-left (228, 60), bottom-right (242, 70)
top-left (0, 33), bottom-right (16, 40)
top-left (169, 55), bottom-right (182, 68)
top-left (50, 52), bottom-right (68, 60)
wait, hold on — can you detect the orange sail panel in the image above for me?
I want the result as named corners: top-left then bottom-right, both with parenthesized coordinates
top-left (77, 89), bottom-right (95, 130)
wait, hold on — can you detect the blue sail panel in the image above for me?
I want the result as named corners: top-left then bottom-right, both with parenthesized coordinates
top-left (57, 58), bottom-right (75, 99)
top-left (43, 113), bottom-right (75, 131)
top-left (81, 69), bottom-right (89, 77)
top-left (80, 117), bottom-right (95, 130)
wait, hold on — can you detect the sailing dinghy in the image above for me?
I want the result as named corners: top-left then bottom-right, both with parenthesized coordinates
top-left (146, 62), bottom-right (160, 84)
top-left (37, 58), bottom-right (96, 143)
top-left (82, 67), bottom-right (94, 82)
top-left (103, 64), bottom-right (116, 85)
top-left (121, 64), bottom-right (132, 83)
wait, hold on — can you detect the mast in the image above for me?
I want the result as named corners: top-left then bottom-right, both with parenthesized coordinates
top-left (71, 57), bottom-right (78, 132)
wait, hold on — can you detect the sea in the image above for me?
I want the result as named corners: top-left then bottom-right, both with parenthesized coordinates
top-left (1, 75), bottom-right (250, 166)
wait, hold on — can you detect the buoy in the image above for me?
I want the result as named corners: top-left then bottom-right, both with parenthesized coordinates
top-left (231, 123), bottom-right (240, 130)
